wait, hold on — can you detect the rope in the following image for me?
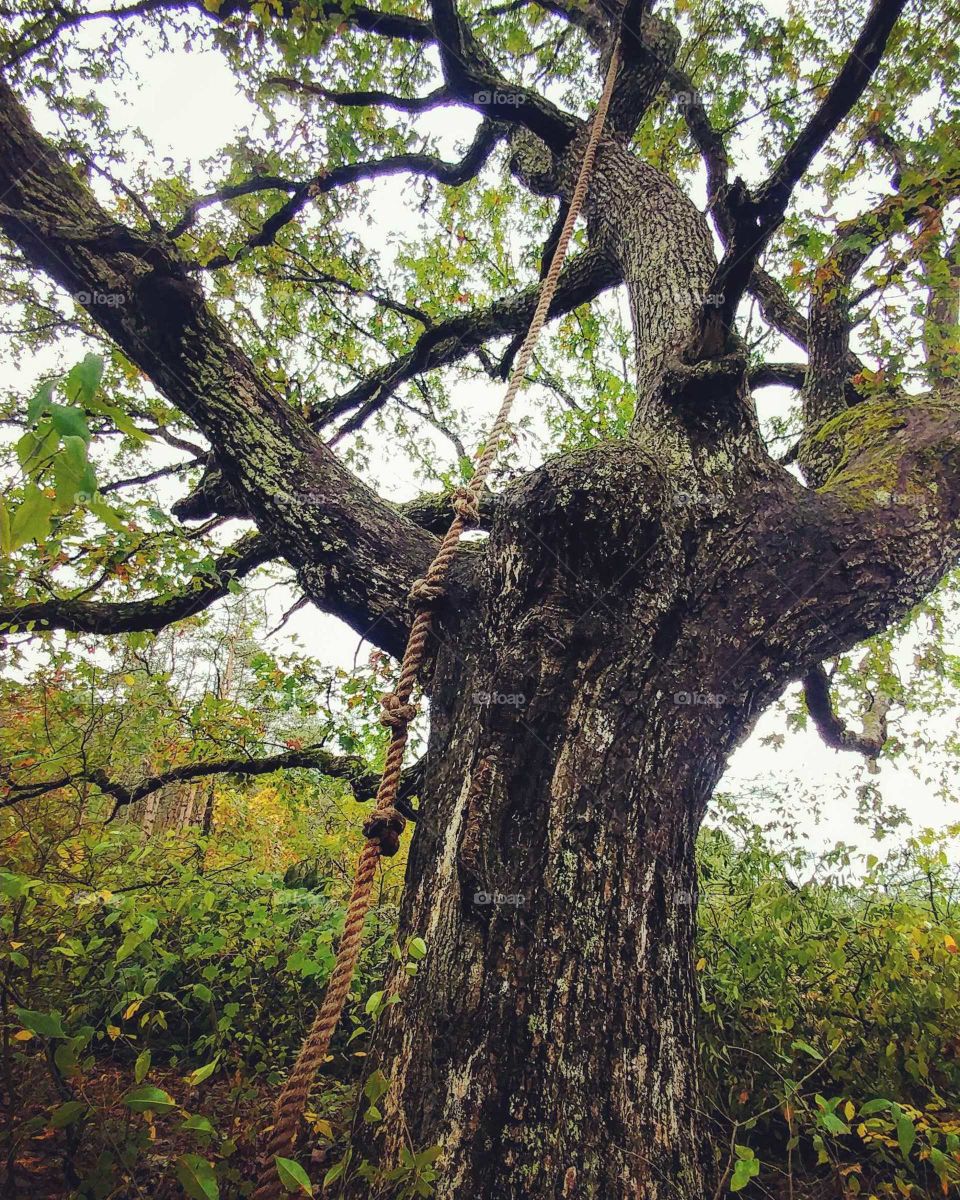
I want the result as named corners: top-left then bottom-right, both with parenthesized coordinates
top-left (252, 41), bottom-right (621, 1200)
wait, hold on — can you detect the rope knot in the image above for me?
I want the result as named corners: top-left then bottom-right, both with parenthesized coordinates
top-left (408, 576), bottom-right (445, 609)
top-left (451, 485), bottom-right (481, 527)
top-left (380, 692), bottom-right (417, 729)
top-left (363, 804), bottom-right (407, 856)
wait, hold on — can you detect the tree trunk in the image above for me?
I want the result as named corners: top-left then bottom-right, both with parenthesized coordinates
top-left (354, 444), bottom-right (775, 1199)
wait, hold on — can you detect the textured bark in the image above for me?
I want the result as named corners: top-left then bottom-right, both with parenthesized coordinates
top-left (352, 391), bottom-right (960, 1197)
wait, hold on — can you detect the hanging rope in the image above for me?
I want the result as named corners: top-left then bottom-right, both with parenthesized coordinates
top-left (253, 41), bottom-right (621, 1200)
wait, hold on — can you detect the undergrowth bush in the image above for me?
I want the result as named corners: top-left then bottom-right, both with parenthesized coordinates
top-left (3, 805), bottom-right (960, 1198)
top-left (698, 815), bottom-right (960, 1197)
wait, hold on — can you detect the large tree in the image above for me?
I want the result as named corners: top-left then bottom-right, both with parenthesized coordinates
top-left (1, 0), bottom-right (959, 1194)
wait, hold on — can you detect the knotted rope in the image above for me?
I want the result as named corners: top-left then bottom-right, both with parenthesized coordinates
top-left (253, 41), bottom-right (621, 1200)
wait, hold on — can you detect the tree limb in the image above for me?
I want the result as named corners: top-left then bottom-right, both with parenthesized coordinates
top-left (0, 75), bottom-right (438, 658)
top-left (172, 122), bottom-right (506, 259)
top-left (691, 0), bottom-right (908, 357)
top-left (264, 77), bottom-right (453, 114)
top-left (802, 663), bottom-right (889, 759)
top-left (0, 532), bottom-right (273, 635)
top-left (802, 166), bottom-right (960, 433)
top-left (1, 746), bottom-right (424, 812)
top-left (428, 0), bottom-right (577, 151)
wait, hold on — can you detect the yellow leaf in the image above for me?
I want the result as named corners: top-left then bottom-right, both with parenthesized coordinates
top-left (124, 1000), bottom-right (142, 1021)
top-left (845, 1100), bottom-right (856, 1120)
top-left (10, 941), bottom-right (24, 949)
top-left (13, 1029), bottom-right (33, 1042)
top-left (945, 934), bottom-right (958, 954)
top-left (695, 957), bottom-right (706, 972)
top-left (123, 674), bottom-right (136, 686)
top-left (106, 1024), bottom-right (121, 1040)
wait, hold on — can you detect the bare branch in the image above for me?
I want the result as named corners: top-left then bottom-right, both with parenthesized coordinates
top-left (2, 746), bottom-right (424, 813)
top-left (265, 77), bottom-right (453, 113)
top-left (172, 122), bottom-right (506, 257)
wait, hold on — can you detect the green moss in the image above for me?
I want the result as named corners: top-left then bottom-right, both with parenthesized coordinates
top-left (807, 397), bottom-right (954, 508)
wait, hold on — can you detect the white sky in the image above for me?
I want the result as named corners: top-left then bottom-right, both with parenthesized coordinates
top-left (4, 12), bottom-right (958, 866)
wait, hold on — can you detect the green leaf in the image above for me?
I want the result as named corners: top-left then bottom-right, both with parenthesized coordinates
top-left (322, 1160), bottom-right (344, 1188)
top-left (364, 1069), bottom-right (389, 1106)
top-left (17, 422), bottom-right (57, 471)
top-left (819, 1112), bottom-right (849, 1135)
top-left (791, 1039), bottom-right (821, 1060)
top-left (49, 404), bottom-right (90, 443)
top-left (896, 1114), bottom-right (916, 1160)
top-left (86, 495), bottom-right (128, 533)
top-left (187, 1056), bottom-right (219, 1086)
top-left (50, 1101), bottom-right (87, 1129)
top-left (10, 486), bottom-right (54, 550)
top-left (64, 354), bottom-right (104, 406)
top-left (53, 439), bottom-right (97, 513)
top-left (181, 1115), bottom-right (216, 1136)
top-left (134, 1049), bottom-right (151, 1083)
top-left (276, 1155), bottom-right (314, 1195)
top-left (27, 379), bottom-right (57, 425)
top-left (408, 937), bottom-right (427, 961)
top-left (0, 496), bottom-right (11, 556)
top-left (123, 1085), bottom-right (177, 1114)
top-left (15, 1008), bottom-right (66, 1038)
top-left (175, 1154), bottom-right (220, 1200)
top-left (730, 1153), bottom-right (760, 1192)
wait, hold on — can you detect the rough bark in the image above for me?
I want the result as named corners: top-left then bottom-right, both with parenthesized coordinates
top-left (353, 385), bottom-right (960, 1197)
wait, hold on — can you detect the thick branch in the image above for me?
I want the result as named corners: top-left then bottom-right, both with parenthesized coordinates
top-left (428, 0), bottom-right (577, 150)
top-left (802, 663), bottom-right (889, 759)
top-left (691, 0), bottom-right (908, 357)
top-left (0, 532), bottom-right (272, 635)
top-left (0, 76), bottom-right (437, 657)
top-left (319, 245), bottom-right (620, 433)
top-left (802, 168), bottom-right (960, 433)
top-left (2, 747), bottom-right (424, 812)
top-left (924, 225), bottom-right (960, 383)
top-left (171, 244), bottom-right (618, 521)
top-left (749, 362), bottom-right (807, 390)
top-left (172, 122), bottom-right (505, 257)
top-left (265, 77), bottom-right (453, 113)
